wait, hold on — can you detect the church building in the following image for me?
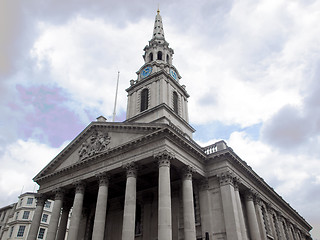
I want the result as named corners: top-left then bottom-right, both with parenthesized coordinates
top-left (27, 10), bottom-right (312, 240)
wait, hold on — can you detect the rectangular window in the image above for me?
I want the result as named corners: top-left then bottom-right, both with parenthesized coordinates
top-left (37, 228), bottom-right (45, 239)
top-left (16, 212), bottom-right (19, 220)
top-left (27, 198), bottom-right (33, 205)
top-left (19, 198), bottom-right (23, 206)
top-left (44, 201), bottom-right (51, 209)
top-left (17, 225), bottom-right (26, 237)
top-left (41, 214), bottom-right (48, 223)
top-left (22, 211), bottom-right (30, 219)
top-left (9, 226), bottom-right (14, 237)
top-left (1, 211), bottom-right (5, 221)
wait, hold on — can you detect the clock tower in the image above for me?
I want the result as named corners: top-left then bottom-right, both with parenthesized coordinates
top-left (126, 9), bottom-right (194, 138)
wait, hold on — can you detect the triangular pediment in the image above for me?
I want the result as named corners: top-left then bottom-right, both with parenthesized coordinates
top-left (34, 122), bottom-right (166, 181)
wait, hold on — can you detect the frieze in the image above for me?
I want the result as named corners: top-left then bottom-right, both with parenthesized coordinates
top-left (78, 131), bottom-right (111, 160)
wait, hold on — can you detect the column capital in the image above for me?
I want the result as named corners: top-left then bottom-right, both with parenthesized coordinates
top-left (217, 171), bottom-right (235, 186)
top-left (53, 188), bottom-right (65, 200)
top-left (154, 150), bottom-right (174, 168)
top-left (181, 165), bottom-right (195, 180)
top-left (244, 189), bottom-right (255, 201)
top-left (233, 177), bottom-right (241, 190)
top-left (73, 181), bottom-right (86, 194)
top-left (253, 193), bottom-right (262, 205)
top-left (123, 162), bottom-right (138, 178)
top-left (96, 172), bottom-right (110, 186)
top-left (35, 194), bottom-right (46, 206)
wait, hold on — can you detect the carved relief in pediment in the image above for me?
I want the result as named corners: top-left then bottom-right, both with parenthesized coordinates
top-left (78, 131), bottom-right (111, 160)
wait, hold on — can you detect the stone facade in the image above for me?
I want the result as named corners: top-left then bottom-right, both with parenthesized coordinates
top-left (26, 10), bottom-right (312, 240)
top-left (0, 192), bottom-right (54, 240)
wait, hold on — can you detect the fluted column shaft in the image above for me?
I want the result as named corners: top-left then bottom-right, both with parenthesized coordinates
top-left (67, 182), bottom-right (85, 240)
top-left (56, 202), bottom-right (71, 240)
top-left (92, 173), bottom-right (109, 240)
top-left (182, 166), bottom-right (196, 240)
top-left (245, 191), bottom-right (261, 240)
top-left (122, 163), bottom-right (137, 240)
top-left (156, 151), bottom-right (173, 240)
top-left (47, 189), bottom-right (64, 240)
top-left (255, 197), bottom-right (267, 240)
top-left (27, 195), bottom-right (45, 240)
top-left (267, 206), bottom-right (277, 240)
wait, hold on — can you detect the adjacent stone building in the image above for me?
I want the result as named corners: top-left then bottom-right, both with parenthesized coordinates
top-left (27, 10), bottom-right (313, 240)
top-left (0, 192), bottom-right (54, 240)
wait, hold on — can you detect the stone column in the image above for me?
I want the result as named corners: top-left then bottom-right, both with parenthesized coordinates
top-left (277, 212), bottom-right (285, 240)
top-left (27, 194), bottom-right (46, 240)
top-left (56, 201), bottom-right (72, 240)
top-left (182, 166), bottom-right (196, 240)
top-left (245, 190), bottom-right (261, 240)
top-left (199, 179), bottom-right (214, 239)
top-left (47, 189), bottom-right (64, 240)
top-left (266, 204), bottom-right (277, 240)
top-left (218, 171), bottom-right (242, 240)
top-left (122, 162), bottom-right (137, 240)
top-left (155, 150), bottom-right (174, 240)
top-left (68, 182), bottom-right (85, 240)
top-left (92, 173), bottom-right (109, 240)
top-left (234, 179), bottom-right (248, 240)
top-left (255, 196), bottom-right (267, 240)
top-left (274, 211), bottom-right (283, 240)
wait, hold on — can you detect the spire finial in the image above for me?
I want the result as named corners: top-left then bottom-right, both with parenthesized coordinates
top-left (157, 4), bottom-right (160, 14)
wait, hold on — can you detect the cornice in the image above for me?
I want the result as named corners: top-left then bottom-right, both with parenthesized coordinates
top-left (208, 150), bottom-right (312, 230)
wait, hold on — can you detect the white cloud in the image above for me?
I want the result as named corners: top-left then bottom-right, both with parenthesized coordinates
top-left (226, 131), bottom-right (320, 223)
top-left (30, 16), bottom-right (152, 122)
top-left (0, 139), bottom-right (66, 206)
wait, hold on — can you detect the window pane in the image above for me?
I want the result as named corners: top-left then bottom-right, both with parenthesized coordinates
top-left (41, 214), bottom-right (48, 222)
top-left (44, 201), bottom-right (51, 209)
top-left (27, 198), bottom-right (33, 205)
top-left (22, 211), bottom-right (30, 219)
top-left (17, 226), bottom-right (25, 237)
top-left (38, 228), bottom-right (45, 239)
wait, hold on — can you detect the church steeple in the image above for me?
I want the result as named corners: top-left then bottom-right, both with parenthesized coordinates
top-left (152, 9), bottom-right (165, 40)
top-left (125, 10), bottom-right (194, 138)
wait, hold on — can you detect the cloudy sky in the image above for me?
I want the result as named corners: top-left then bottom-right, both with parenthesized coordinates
top-left (1, 0), bottom-right (319, 238)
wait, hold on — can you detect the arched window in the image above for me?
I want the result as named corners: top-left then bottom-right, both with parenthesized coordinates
top-left (149, 52), bottom-right (153, 62)
top-left (166, 54), bottom-right (169, 63)
top-left (173, 91), bottom-right (178, 114)
top-left (140, 89), bottom-right (149, 112)
top-left (157, 51), bottom-right (162, 60)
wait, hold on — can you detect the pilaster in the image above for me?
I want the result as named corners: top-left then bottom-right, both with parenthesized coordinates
top-left (199, 179), bottom-right (214, 239)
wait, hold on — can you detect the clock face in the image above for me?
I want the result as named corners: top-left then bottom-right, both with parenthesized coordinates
top-left (141, 66), bottom-right (152, 78)
top-left (170, 69), bottom-right (177, 80)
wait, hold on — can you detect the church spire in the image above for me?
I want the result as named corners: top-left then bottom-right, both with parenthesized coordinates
top-left (152, 8), bottom-right (165, 40)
